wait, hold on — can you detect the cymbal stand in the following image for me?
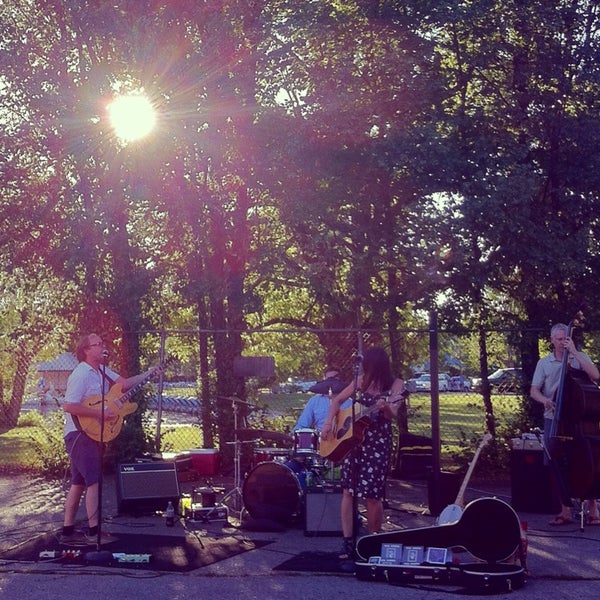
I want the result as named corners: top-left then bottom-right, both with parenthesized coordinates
top-left (221, 398), bottom-right (246, 515)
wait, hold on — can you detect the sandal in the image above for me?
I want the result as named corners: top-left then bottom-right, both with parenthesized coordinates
top-left (339, 536), bottom-right (355, 560)
top-left (549, 515), bottom-right (574, 526)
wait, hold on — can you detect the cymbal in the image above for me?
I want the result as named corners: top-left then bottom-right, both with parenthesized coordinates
top-left (235, 428), bottom-right (293, 445)
top-left (217, 395), bottom-right (256, 407)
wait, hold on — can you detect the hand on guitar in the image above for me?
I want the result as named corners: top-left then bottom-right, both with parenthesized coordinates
top-left (98, 408), bottom-right (118, 423)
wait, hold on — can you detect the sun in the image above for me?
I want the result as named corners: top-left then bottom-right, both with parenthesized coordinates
top-left (107, 94), bottom-right (156, 143)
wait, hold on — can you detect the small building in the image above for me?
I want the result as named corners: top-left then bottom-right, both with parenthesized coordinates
top-left (37, 352), bottom-right (78, 394)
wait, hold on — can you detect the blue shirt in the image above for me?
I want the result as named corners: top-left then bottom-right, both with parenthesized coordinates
top-left (293, 393), bottom-right (351, 431)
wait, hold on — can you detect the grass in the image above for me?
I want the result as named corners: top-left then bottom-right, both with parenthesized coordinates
top-left (1, 391), bottom-right (523, 474)
top-left (0, 425), bottom-right (45, 471)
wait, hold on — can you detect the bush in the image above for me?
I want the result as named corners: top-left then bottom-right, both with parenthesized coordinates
top-left (27, 411), bottom-right (70, 478)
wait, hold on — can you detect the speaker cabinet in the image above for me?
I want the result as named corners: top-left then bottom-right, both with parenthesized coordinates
top-left (304, 486), bottom-right (343, 536)
top-left (427, 470), bottom-right (461, 517)
top-left (510, 449), bottom-right (558, 514)
top-left (117, 461), bottom-right (180, 515)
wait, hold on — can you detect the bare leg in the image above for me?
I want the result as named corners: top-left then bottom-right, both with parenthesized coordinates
top-left (341, 488), bottom-right (354, 537)
top-left (588, 499), bottom-right (599, 521)
top-left (63, 484), bottom-right (84, 527)
top-left (84, 482), bottom-right (100, 529)
top-left (365, 497), bottom-right (383, 534)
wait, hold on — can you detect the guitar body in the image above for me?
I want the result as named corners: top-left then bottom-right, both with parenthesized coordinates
top-left (436, 503), bottom-right (463, 526)
top-left (435, 433), bottom-right (492, 525)
top-left (319, 405), bottom-right (369, 462)
top-left (75, 383), bottom-right (139, 443)
top-left (320, 390), bottom-right (408, 463)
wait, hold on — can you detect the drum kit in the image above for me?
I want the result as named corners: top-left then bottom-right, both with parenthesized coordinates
top-left (217, 396), bottom-right (338, 524)
top-left (240, 426), bottom-right (337, 524)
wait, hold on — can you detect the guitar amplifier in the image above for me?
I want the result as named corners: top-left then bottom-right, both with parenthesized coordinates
top-left (117, 461), bottom-right (180, 515)
top-left (304, 485), bottom-right (343, 536)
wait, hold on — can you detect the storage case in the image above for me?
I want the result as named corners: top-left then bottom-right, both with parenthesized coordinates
top-left (189, 448), bottom-right (220, 476)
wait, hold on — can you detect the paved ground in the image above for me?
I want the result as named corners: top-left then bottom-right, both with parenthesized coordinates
top-left (1, 466), bottom-right (600, 599)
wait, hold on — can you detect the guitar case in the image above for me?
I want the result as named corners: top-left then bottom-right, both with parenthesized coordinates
top-left (355, 497), bottom-right (526, 593)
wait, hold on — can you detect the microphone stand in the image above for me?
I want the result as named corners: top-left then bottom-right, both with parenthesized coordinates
top-left (85, 353), bottom-right (113, 564)
top-left (341, 352), bottom-right (362, 571)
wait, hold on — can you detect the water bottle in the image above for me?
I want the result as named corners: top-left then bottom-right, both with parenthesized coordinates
top-left (165, 501), bottom-right (175, 527)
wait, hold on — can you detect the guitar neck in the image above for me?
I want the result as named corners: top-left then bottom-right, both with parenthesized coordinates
top-left (356, 389), bottom-right (408, 419)
top-left (453, 434), bottom-right (492, 506)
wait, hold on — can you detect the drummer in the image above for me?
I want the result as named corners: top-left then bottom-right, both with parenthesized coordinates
top-left (292, 366), bottom-right (348, 432)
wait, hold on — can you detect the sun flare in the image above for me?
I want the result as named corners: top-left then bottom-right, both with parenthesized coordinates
top-left (107, 94), bottom-right (156, 143)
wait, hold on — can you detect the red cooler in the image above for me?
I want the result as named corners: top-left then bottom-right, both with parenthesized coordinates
top-left (189, 448), bottom-right (220, 476)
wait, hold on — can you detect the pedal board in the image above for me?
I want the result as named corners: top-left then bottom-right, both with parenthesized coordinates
top-left (185, 503), bottom-right (229, 522)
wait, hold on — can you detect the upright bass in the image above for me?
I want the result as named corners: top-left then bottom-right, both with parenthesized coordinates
top-left (549, 315), bottom-right (600, 501)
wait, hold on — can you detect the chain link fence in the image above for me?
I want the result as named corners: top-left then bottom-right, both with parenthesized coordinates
top-left (4, 323), bottom-right (572, 481)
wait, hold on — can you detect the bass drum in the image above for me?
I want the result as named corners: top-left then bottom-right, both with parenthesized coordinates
top-left (243, 461), bottom-right (305, 523)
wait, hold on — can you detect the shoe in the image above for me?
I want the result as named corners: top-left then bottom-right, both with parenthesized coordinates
top-left (549, 515), bottom-right (574, 526)
top-left (84, 531), bottom-right (116, 546)
top-left (586, 516), bottom-right (600, 526)
top-left (58, 530), bottom-right (88, 545)
top-left (339, 537), bottom-right (355, 560)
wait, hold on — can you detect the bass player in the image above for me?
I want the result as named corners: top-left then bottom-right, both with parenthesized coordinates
top-left (321, 346), bottom-right (406, 560)
top-left (60, 333), bottom-right (155, 545)
top-left (530, 322), bottom-right (600, 526)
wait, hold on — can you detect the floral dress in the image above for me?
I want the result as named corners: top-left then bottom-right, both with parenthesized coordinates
top-left (339, 391), bottom-right (393, 500)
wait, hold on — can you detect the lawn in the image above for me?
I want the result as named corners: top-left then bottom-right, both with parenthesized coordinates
top-left (1, 390), bottom-right (523, 473)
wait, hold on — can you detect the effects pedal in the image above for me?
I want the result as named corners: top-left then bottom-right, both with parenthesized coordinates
top-left (186, 503), bottom-right (229, 522)
top-left (113, 553), bottom-right (152, 564)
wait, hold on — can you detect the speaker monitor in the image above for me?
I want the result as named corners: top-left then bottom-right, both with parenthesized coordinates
top-left (510, 449), bottom-right (558, 514)
top-left (304, 487), bottom-right (343, 536)
top-left (428, 470), bottom-right (462, 517)
top-left (117, 461), bottom-right (180, 515)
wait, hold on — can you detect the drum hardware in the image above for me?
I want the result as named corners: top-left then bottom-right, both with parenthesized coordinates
top-left (219, 396), bottom-right (258, 514)
top-left (235, 428), bottom-right (293, 447)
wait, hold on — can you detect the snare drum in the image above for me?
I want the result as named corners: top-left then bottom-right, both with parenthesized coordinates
top-left (293, 428), bottom-right (319, 455)
top-left (252, 447), bottom-right (289, 468)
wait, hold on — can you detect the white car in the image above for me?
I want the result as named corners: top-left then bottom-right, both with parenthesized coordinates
top-left (414, 373), bottom-right (450, 392)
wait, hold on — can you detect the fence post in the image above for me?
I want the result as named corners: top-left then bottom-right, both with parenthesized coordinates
top-left (429, 310), bottom-right (442, 511)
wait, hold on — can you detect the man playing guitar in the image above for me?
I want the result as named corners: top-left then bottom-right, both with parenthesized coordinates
top-left (60, 333), bottom-right (155, 545)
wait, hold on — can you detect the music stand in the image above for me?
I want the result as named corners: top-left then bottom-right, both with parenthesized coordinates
top-left (85, 354), bottom-right (113, 564)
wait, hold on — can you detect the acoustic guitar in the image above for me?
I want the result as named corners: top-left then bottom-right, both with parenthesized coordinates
top-left (74, 363), bottom-right (163, 443)
top-left (436, 432), bottom-right (493, 525)
top-left (319, 389), bottom-right (408, 462)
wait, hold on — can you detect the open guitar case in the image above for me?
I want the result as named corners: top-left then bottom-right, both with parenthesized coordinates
top-left (355, 497), bottom-right (526, 594)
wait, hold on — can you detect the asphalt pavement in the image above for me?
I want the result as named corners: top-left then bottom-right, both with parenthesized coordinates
top-left (1, 469), bottom-right (600, 599)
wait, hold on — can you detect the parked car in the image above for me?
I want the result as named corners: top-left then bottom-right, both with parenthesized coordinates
top-left (472, 368), bottom-right (524, 393)
top-left (405, 372), bottom-right (423, 393)
top-left (449, 375), bottom-right (472, 392)
top-left (413, 373), bottom-right (450, 392)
